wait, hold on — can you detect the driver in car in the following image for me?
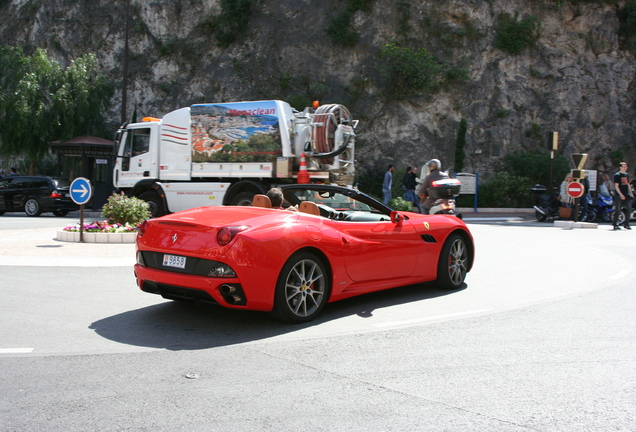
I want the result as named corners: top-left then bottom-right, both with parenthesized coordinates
top-left (267, 187), bottom-right (298, 211)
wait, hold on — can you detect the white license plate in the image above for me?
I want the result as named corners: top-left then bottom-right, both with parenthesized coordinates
top-left (163, 254), bottom-right (186, 269)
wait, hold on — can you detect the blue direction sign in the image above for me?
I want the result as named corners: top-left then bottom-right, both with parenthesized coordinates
top-left (70, 177), bottom-right (93, 205)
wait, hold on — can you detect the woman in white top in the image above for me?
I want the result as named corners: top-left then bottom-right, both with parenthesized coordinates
top-left (598, 173), bottom-right (613, 199)
top-left (559, 173), bottom-right (574, 207)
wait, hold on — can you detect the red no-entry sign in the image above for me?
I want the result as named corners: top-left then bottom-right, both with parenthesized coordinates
top-left (567, 181), bottom-right (584, 198)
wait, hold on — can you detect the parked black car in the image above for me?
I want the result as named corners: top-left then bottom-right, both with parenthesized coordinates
top-left (0, 175), bottom-right (79, 217)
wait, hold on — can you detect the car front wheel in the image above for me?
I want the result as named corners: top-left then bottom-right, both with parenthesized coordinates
top-left (437, 233), bottom-right (468, 290)
top-left (24, 198), bottom-right (42, 217)
top-left (271, 252), bottom-right (329, 323)
top-left (138, 192), bottom-right (165, 218)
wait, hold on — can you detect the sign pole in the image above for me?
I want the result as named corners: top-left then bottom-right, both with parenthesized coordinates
top-left (79, 204), bottom-right (85, 243)
top-left (70, 177), bottom-right (93, 243)
top-left (570, 153), bottom-right (588, 222)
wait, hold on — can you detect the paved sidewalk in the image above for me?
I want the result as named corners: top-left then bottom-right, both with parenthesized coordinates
top-left (0, 227), bottom-right (135, 267)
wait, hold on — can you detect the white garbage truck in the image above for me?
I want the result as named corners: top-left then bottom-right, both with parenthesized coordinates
top-left (113, 100), bottom-right (357, 216)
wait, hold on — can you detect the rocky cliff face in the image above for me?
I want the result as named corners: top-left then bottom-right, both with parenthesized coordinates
top-left (1, 0), bottom-right (635, 178)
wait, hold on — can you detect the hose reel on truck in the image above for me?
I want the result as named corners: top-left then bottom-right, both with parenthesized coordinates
top-left (310, 104), bottom-right (356, 165)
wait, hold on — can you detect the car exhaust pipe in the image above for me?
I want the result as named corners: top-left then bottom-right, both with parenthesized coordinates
top-left (220, 284), bottom-right (244, 305)
top-left (225, 295), bottom-right (243, 304)
top-left (220, 284), bottom-right (236, 295)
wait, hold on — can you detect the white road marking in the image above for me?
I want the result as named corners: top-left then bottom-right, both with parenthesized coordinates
top-left (373, 309), bottom-right (490, 328)
top-left (610, 269), bottom-right (631, 280)
top-left (0, 348), bottom-right (34, 354)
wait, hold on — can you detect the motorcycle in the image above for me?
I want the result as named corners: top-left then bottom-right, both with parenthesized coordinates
top-left (429, 198), bottom-right (462, 218)
top-left (428, 178), bottom-right (462, 219)
top-left (531, 184), bottom-right (560, 221)
top-left (576, 194), bottom-right (596, 222)
top-left (592, 194), bottom-right (627, 225)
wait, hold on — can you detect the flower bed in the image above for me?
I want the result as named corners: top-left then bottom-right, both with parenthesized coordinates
top-left (57, 221), bottom-right (139, 243)
top-left (62, 220), bottom-right (139, 233)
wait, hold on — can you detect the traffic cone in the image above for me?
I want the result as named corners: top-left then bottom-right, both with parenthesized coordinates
top-left (297, 153), bottom-right (310, 184)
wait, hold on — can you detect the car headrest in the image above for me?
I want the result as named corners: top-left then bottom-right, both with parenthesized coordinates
top-left (299, 201), bottom-right (320, 216)
top-left (252, 194), bottom-right (272, 208)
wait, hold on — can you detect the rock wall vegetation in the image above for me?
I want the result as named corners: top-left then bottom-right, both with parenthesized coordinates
top-left (1, 0), bottom-right (635, 202)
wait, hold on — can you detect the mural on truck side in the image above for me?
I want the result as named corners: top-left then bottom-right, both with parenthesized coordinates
top-left (190, 101), bottom-right (283, 163)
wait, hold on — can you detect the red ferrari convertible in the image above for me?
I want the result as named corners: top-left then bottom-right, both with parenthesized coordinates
top-left (134, 184), bottom-right (474, 323)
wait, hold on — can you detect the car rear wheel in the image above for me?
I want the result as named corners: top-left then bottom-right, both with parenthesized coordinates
top-left (24, 198), bottom-right (42, 217)
top-left (437, 233), bottom-right (468, 290)
top-left (271, 252), bottom-right (329, 323)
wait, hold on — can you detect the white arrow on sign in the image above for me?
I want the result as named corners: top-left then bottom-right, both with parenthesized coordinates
top-left (72, 184), bottom-right (89, 198)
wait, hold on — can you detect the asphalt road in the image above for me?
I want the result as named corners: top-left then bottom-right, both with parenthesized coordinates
top-left (0, 214), bottom-right (634, 431)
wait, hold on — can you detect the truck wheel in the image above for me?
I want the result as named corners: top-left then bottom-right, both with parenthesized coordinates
top-left (139, 192), bottom-right (165, 218)
top-left (230, 191), bottom-right (256, 206)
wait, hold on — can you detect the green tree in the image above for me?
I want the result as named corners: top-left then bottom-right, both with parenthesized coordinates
top-left (454, 118), bottom-right (467, 173)
top-left (0, 47), bottom-right (111, 173)
top-left (502, 150), bottom-right (570, 188)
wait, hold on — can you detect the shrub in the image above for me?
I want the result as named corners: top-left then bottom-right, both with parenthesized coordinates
top-left (495, 13), bottom-right (540, 54)
top-left (502, 150), bottom-right (570, 187)
top-left (378, 43), bottom-right (442, 99)
top-left (389, 196), bottom-right (416, 211)
top-left (326, 0), bottom-right (373, 46)
top-left (215, 0), bottom-right (257, 47)
top-left (477, 172), bottom-right (533, 208)
top-left (101, 193), bottom-right (150, 226)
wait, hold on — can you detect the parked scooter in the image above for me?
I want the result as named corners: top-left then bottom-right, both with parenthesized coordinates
top-left (576, 194), bottom-right (595, 222)
top-left (593, 194), bottom-right (614, 223)
top-left (531, 184), bottom-right (560, 221)
top-left (592, 194), bottom-right (626, 224)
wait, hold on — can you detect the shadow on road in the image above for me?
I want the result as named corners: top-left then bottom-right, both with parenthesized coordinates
top-left (89, 282), bottom-right (465, 351)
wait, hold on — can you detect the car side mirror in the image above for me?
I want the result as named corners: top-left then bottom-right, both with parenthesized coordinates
top-left (390, 211), bottom-right (402, 224)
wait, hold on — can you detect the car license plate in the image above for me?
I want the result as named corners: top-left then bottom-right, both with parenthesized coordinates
top-left (163, 254), bottom-right (186, 269)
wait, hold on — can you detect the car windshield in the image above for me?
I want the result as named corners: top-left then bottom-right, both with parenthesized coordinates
top-left (287, 189), bottom-right (375, 212)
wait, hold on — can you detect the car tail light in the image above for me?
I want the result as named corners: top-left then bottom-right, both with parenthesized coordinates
top-left (217, 225), bottom-right (250, 246)
top-left (50, 190), bottom-right (63, 198)
top-left (137, 220), bottom-right (149, 238)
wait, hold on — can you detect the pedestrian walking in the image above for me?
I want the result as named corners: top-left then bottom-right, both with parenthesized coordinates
top-left (402, 166), bottom-right (422, 213)
top-left (612, 162), bottom-right (633, 230)
top-left (382, 164), bottom-right (394, 205)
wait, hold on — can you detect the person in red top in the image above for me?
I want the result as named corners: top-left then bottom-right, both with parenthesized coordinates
top-left (612, 162), bottom-right (634, 230)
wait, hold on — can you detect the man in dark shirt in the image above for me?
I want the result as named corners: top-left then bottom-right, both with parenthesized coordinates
top-left (402, 166), bottom-right (422, 213)
top-left (613, 162), bottom-right (633, 230)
